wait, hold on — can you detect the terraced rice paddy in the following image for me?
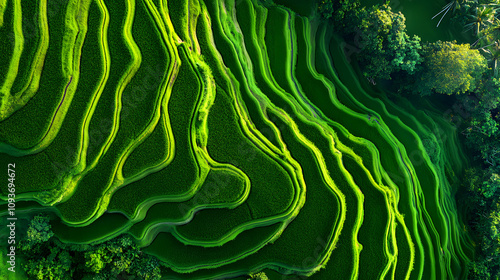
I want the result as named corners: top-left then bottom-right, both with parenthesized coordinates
top-left (0, 0), bottom-right (473, 278)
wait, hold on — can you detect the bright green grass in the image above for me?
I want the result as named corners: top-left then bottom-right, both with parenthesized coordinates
top-left (144, 223), bottom-right (282, 273)
top-left (343, 155), bottom-right (390, 279)
top-left (128, 168), bottom-right (247, 241)
top-left (194, 3), bottom-right (231, 91)
top-left (0, 0), bottom-right (13, 87)
top-left (0, 0), bottom-right (474, 279)
top-left (234, 0), bottom-right (297, 139)
top-left (84, 0), bottom-right (131, 164)
top-left (107, 44), bottom-right (201, 217)
top-left (231, 0), bottom-right (283, 149)
top-left (395, 220), bottom-right (413, 280)
top-left (117, 0), bottom-right (167, 138)
top-left (0, 0), bottom-right (67, 149)
top-left (51, 212), bottom-right (129, 244)
top-left (291, 16), bottom-right (337, 114)
top-left (56, 0), bottom-right (171, 223)
top-left (158, 106), bottom-right (340, 278)
top-left (264, 6), bottom-right (295, 97)
top-left (0, 1), bottom-right (80, 195)
top-left (293, 117), bottom-right (361, 278)
top-left (326, 30), bottom-right (471, 278)
top-left (167, 0), bottom-right (188, 42)
top-left (259, 111), bottom-right (339, 270)
top-left (360, 88), bottom-right (469, 275)
top-left (43, 0), bottom-right (103, 176)
top-left (121, 116), bottom-right (169, 178)
top-left (174, 206), bottom-right (254, 243)
top-left (202, 0), bottom-right (284, 155)
top-left (173, 109), bottom-right (342, 278)
top-left (203, 89), bottom-right (295, 219)
top-left (0, 152), bottom-right (59, 195)
top-left (10, 1), bottom-right (40, 94)
top-left (175, 87), bottom-right (294, 243)
top-left (201, 1), bottom-right (240, 73)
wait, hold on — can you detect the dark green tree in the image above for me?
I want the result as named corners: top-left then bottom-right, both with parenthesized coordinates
top-left (480, 41), bottom-right (500, 78)
top-left (84, 247), bottom-right (110, 274)
top-left (133, 254), bottom-right (162, 280)
top-left (22, 246), bottom-right (73, 280)
top-left (414, 41), bottom-right (487, 95)
top-left (19, 215), bottom-right (164, 279)
top-left (249, 271), bottom-right (270, 280)
top-left (318, 0), bottom-right (360, 31)
top-left (465, 5), bottom-right (498, 36)
top-left (20, 214), bottom-right (54, 251)
top-left (355, 5), bottom-right (422, 80)
top-left (433, 0), bottom-right (475, 27)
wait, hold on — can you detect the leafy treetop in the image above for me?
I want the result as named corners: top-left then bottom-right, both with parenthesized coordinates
top-left (416, 41), bottom-right (487, 95)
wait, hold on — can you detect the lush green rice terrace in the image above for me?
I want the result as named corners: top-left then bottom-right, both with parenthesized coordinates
top-left (0, 0), bottom-right (473, 279)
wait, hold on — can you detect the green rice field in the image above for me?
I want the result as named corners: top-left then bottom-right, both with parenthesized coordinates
top-left (0, 0), bottom-right (474, 279)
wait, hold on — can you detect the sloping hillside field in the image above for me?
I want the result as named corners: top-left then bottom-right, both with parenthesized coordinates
top-left (0, 0), bottom-right (473, 279)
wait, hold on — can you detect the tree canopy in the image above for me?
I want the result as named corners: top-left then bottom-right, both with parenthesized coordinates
top-left (21, 214), bottom-right (54, 251)
top-left (355, 5), bottom-right (422, 80)
top-left (18, 215), bottom-right (162, 280)
top-left (416, 41), bottom-right (487, 95)
top-left (318, 0), bottom-right (360, 30)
